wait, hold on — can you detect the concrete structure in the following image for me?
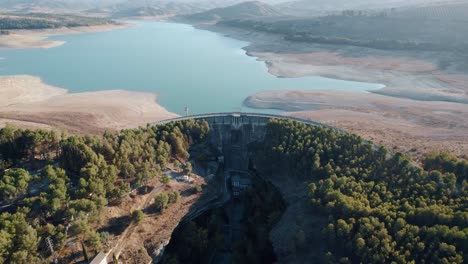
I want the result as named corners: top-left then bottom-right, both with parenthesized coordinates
top-left (89, 251), bottom-right (110, 264)
top-left (158, 113), bottom-right (333, 224)
top-left (155, 112), bottom-right (336, 172)
top-left (230, 171), bottom-right (251, 197)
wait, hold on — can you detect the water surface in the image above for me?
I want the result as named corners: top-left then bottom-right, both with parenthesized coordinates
top-left (0, 21), bottom-right (380, 115)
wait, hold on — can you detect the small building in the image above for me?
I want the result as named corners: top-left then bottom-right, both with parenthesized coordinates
top-left (176, 175), bottom-right (193, 183)
top-left (230, 172), bottom-right (251, 197)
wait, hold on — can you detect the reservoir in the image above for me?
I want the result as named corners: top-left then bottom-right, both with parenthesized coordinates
top-left (0, 21), bottom-right (380, 115)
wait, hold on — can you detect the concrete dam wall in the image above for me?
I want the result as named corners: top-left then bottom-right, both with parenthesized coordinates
top-left (156, 112), bottom-right (327, 171)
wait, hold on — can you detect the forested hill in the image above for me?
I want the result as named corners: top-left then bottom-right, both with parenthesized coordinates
top-left (257, 119), bottom-right (467, 263)
top-left (184, 1), bottom-right (282, 21)
top-left (0, 13), bottom-right (115, 30)
top-left (0, 118), bottom-right (467, 263)
top-left (0, 120), bottom-right (209, 263)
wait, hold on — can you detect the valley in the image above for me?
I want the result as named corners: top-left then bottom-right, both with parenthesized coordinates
top-left (0, 1), bottom-right (467, 263)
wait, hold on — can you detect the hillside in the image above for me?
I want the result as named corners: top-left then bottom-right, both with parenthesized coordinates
top-left (0, 13), bottom-right (116, 30)
top-left (387, 1), bottom-right (468, 21)
top-left (215, 1), bottom-right (468, 53)
top-left (1, 118), bottom-right (466, 263)
top-left (108, 2), bottom-right (204, 18)
top-left (185, 1), bottom-right (282, 22)
top-left (0, 0), bottom-right (125, 12)
top-left (277, 0), bottom-right (461, 16)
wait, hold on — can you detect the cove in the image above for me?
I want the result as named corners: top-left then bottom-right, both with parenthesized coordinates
top-left (0, 21), bottom-right (381, 115)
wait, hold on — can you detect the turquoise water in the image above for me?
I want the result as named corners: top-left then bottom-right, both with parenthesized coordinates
top-left (0, 21), bottom-right (380, 115)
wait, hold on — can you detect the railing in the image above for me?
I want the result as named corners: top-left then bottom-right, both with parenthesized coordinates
top-left (153, 112), bottom-right (342, 132)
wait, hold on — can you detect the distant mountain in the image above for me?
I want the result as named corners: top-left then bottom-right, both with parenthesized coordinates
top-left (277, 0), bottom-right (461, 16)
top-left (0, 0), bottom-right (229, 17)
top-left (185, 1), bottom-right (282, 21)
top-left (102, 2), bottom-right (204, 17)
top-left (387, 1), bottom-right (468, 21)
top-left (0, 0), bottom-right (125, 12)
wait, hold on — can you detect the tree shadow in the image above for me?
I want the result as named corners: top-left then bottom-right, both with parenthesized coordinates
top-left (98, 215), bottom-right (132, 236)
top-left (137, 185), bottom-right (154, 195)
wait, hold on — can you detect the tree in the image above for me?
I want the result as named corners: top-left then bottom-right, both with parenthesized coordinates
top-left (183, 162), bottom-right (193, 175)
top-left (160, 174), bottom-right (170, 185)
top-left (154, 193), bottom-right (169, 212)
top-left (59, 137), bottom-right (97, 177)
top-left (39, 166), bottom-right (69, 217)
top-left (0, 210), bottom-right (40, 263)
top-left (168, 191), bottom-right (181, 204)
top-left (174, 160), bottom-right (181, 173)
top-left (132, 210), bottom-right (144, 223)
top-left (0, 168), bottom-right (31, 200)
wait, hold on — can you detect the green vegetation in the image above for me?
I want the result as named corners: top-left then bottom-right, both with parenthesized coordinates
top-left (154, 191), bottom-right (181, 212)
top-left (154, 192), bottom-right (169, 212)
top-left (0, 13), bottom-right (115, 30)
top-left (1, 116), bottom-right (466, 263)
top-left (163, 176), bottom-right (284, 264)
top-left (132, 210), bottom-right (145, 223)
top-left (232, 176), bottom-right (285, 263)
top-left (0, 119), bottom-right (209, 262)
top-left (160, 174), bottom-right (170, 185)
top-left (168, 191), bottom-right (181, 204)
top-left (0, 208), bottom-right (40, 263)
top-left (258, 119), bottom-right (467, 263)
top-left (183, 161), bottom-right (193, 175)
top-left (162, 209), bottom-right (225, 264)
top-left (0, 168), bottom-right (31, 200)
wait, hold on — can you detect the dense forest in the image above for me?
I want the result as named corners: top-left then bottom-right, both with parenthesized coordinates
top-left (1, 118), bottom-right (466, 263)
top-left (0, 120), bottom-right (209, 263)
top-left (0, 14), bottom-right (115, 30)
top-left (257, 119), bottom-right (467, 263)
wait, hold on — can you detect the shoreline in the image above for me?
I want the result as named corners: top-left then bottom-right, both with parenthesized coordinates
top-left (184, 21), bottom-right (468, 104)
top-left (0, 75), bottom-right (178, 134)
top-left (245, 89), bottom-right (468, 157)
top-left (0, 21), bottom-right (133, 50)
top-left (0, 19), bottom-right (466, 156)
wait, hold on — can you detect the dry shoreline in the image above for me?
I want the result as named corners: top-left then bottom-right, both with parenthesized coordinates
top-left (0, 22), bottom-right (132, 50)
top-left (245, 90), bottom-right (468, 157)
top-left (190, 23), bottom-right (468, 104)
top-left (0, 75), bottom-right (178, 134)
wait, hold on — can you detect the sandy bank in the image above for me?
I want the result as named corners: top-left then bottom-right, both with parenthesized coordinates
top-left (193, 23), bottom-right (468, 104)
top-left (245, 90), bottom-right (468, 157)
top-left (251, 51), bottom-right (468, 104)
top-left (0, 22), bottom-right (131, 50)
top-left (0, 75), bottom-right (178, 134)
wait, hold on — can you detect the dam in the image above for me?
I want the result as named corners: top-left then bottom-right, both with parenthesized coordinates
top-left (156, 113), bottom-right (332, 221)
top-left (156, 112), bottom-right (331, 171)
top-left (95, 113), bottom-right (330, 264)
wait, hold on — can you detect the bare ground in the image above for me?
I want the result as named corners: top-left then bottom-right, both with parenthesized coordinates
top-left (194, 23), bottom-right (468, 104)
top-left (245, 90), bottom-right (468, 158)
top-left (0, 75), bottom-right (178, 134)
top-left (112, 174), bottom-right (207, 263)
top-left (0, 22), bottom-right (132, 50)
top-left (188, 23), bottom-right (468, 157)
